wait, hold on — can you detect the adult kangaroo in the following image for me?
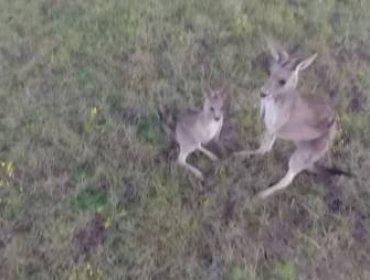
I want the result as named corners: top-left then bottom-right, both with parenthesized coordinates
top-left (236, 40), bottom-right (351, 199)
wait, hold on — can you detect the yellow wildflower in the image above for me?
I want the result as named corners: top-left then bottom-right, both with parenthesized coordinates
top-left (90, 106), bottom-right (98, 119)
top-left (104, 216), bottom-right (112, 229)
top-left (6, 162), bottom-right (14, 178)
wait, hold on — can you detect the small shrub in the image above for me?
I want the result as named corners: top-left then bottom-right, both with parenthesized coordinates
top-left (70, 188), bottom-right (108, 212)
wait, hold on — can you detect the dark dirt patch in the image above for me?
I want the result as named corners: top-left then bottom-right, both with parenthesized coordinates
top-left (323, 178), bottom-right (344, 214)
top-left (120, 178), bottom-right (141, 206)
top-left (73, 215), bottom-right (106, 261)
top-left (12, 222), bottom-right (32, 235)
top-left (348, 81), bottom-right (367, 113)
top-left (198, 242), bottom-right (214, 268)
top-left (352, 213), bottom-right (370, 244)
top-left (326, 197), bottom-right (343, 213)
top-left (222, 188), bottom-right (238, 225)
top-left (120, 108), bottom-right (144, 123)
top-left (262, 221), bottom-right (297, 260)
top-left (313, 254), bottom-right (355, 280)
top-left (0, 239), bottom-right (5, 250)
top-left (0, 43), bottom-right (33, 67)
top-left (222, 184), bottom-right (248, 226)
top-left (113, 105), bottom-right (146, 124)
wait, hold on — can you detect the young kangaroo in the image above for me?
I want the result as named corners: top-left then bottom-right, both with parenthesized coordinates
top-left (236, 40), bottom-right (350, 199)
top-left (176, 85), bottom-right (227, 180)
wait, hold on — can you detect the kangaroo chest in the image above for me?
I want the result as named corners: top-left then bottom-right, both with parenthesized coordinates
top-left (262, 98), bottom-right (286, 133)
top-left (200, 117), bottom-right (223, 143)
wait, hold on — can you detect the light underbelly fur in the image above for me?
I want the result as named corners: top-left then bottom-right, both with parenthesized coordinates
top-left (262, 99), bottom-right (280, 133)
top-left (202, 118), bottom-right (222, 144)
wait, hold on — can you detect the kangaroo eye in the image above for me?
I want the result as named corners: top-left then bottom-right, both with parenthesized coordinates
top-left (279, 79), bottom-right (286, 86)
top-left (210, 107), bottom-right (215, 112)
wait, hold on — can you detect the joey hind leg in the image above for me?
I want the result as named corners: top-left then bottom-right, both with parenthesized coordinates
top-left (198, 145), bottom-right (218, 161)
top-left (177, 146), bottom-right (204, 180)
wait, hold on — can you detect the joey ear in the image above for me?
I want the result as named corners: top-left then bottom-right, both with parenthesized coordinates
top-left (295, 53), bottom-right (317, 73)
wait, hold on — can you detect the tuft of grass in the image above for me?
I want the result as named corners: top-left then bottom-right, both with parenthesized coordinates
top-left (228, 263), bottom-right (255, 280)
top-left (136, 113), bottom-right (165, 145)
top-left (272, 261), bottom-right (297, 280)
top-left (68, 262), bottom-right (104, 280)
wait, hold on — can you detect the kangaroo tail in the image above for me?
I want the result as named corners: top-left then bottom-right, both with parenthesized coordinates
top-left (315, 164), bottom-right (353, 178)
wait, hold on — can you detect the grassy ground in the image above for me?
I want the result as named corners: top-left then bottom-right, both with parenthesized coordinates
top-left (0, 0), bottom-right (370, 279)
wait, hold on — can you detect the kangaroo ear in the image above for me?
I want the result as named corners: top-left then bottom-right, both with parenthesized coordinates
top-left (295, 53), bottom-right (317, 72)
top-left (266, 37), bottom-right (289, 63)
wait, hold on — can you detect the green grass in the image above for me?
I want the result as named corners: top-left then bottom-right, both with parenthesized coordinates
top-left (1, 0), bottom-right (370, 279)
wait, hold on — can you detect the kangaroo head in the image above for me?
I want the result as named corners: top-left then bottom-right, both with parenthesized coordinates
top-left (202, 84), bottom-right (227, 122)
top-left (260, 39), bottom-right (317, 98)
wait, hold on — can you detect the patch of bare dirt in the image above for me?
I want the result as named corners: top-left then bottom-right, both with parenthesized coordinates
top-left (73, 215), bottom-right (106, 261)
top-left (261, 216), bottom-right (298, 261)
top-left (352, 212), bottom-right (370, 244)
top-left (121, 177), bottom-right (141, 205)
top-left (348, 81), bottom-right (367, 113)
